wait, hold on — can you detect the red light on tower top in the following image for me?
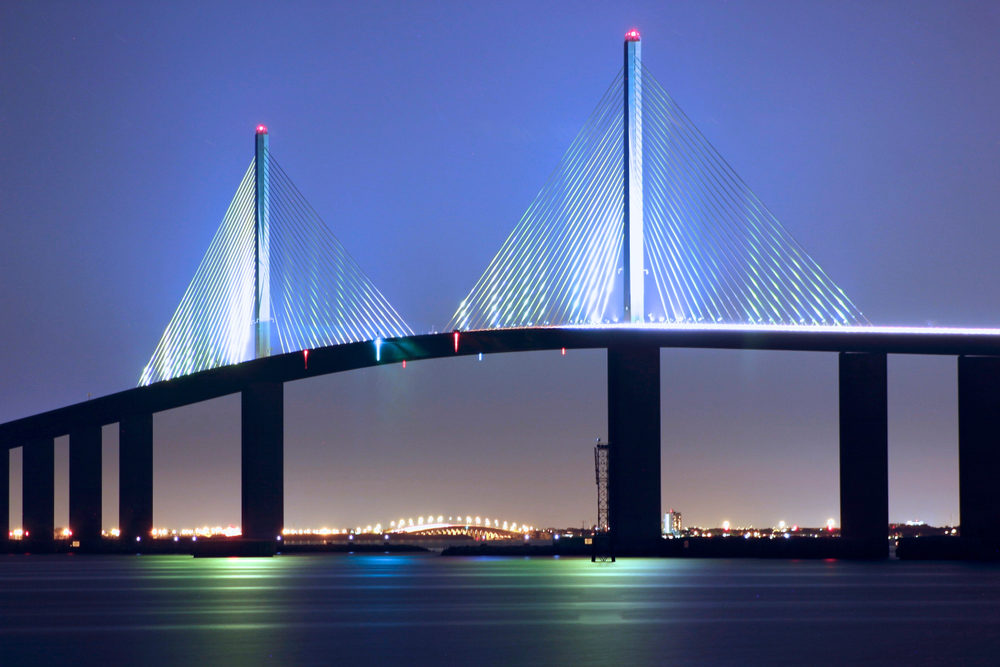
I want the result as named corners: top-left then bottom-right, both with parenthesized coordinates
top-left (256, 124), bottom-right (268, 135)
top-left (625, 29), bottom-right (640, 42)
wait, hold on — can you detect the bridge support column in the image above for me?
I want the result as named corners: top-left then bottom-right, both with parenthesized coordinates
top-left (119, 413), bottom-right (153, 543)
top-left (607, 344), bottom-right (661, 553)
top-left (23, 439), bottom-right (54, 548)
top-left (242, 381), bottom-right (283, 541)
top-left (839, 351), bottom-right (888, 558)
top-left (958, 356), bottom-right (1000, 555)
top-left (70, 426), bottom-right (102, 546)
top-left (1, 448), bottom-right (8, 543)
top-left (1, 448), bottom-right (8, 542)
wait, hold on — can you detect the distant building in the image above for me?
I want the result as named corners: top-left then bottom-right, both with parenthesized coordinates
top-left (664, 510), bottom-right (682, 536)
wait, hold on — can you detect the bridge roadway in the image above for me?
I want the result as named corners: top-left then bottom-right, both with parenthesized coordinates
top-left (4, 325), bottom-right (1000, 556)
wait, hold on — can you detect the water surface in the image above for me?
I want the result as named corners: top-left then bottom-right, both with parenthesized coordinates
top-left (2, 554), bottom-right (999, 665)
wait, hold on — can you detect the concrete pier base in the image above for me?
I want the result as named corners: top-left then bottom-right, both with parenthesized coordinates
top-left (958, 356), bottom-right (1000, 556)
top-left (1, 448), bottom-right (8, 542)
top-left (69, 426), bottom-right (102, 546)
top-left (839, 352), bottom-right (888, 558)
top-left (607, 344), bottom-right (661, 553)
top-left (120, 413), bottom-right (153, 543)
top-left (23, 438), bottom-right (55, 548)
top-left (242, 382), bottom-right (283, 541)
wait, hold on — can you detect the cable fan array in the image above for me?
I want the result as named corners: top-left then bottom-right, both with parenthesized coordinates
top-left (140, 152), bottom-right (411, 386)
top-left (450, 72), bottom-right (627, 331)
top-left (639, 65), bottom-right (864, 325)
top-left (142, 48), bottom-right (868, 385)
top-left (450, 61), bottom-right (866, 330)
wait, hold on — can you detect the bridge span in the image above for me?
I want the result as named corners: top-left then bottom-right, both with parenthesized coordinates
top-left (5, 31), bottom-right (1000, 558)
top-left (4, 325), bottom-right (1000, 556)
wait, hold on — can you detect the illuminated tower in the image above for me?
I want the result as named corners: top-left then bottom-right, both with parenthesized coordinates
top-left (254, 125), bottom-right (272, 357)
top-left (665, 509), bottom-right (682, 536)
top-left (623, 29), bottom-right (644, 324)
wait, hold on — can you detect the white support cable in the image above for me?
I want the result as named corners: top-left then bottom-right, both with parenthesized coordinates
top-left (644, 124), bottom-right (772, 322)
top-left (642, 90), bottom-right (796, 322)
top-left (450, 61), bottom-right (867, 331)
top-left (268, 154), bottom-right (412, 339)
top-left (641, 66), bottom-right (864, 324)
top-left (140, 151), bottom-right (413, 385)
top-left (451, 74), bottom-right (626, 329)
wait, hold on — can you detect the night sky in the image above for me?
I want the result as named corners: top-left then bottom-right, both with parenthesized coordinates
top-left (2, 2), bottom-right (999, 531)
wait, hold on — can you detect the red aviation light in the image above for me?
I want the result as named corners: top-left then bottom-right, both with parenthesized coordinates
top-left (453, 331), bottom-right (460, 353)
top-left (256, 124), bottom-right (268, 134)
top-left (625, 29), bottom-right (640, 42)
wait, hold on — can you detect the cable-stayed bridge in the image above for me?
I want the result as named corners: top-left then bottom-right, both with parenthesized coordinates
top-left (3, 31), bottom-right (1000, 557)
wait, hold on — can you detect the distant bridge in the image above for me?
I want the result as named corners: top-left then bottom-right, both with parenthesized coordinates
top-left (390, 520), bottom-right (528, 541)
top-left (3, 31), bottom-right (1000, 557)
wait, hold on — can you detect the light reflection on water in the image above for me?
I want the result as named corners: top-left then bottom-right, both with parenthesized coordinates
top-left (2, 554), bottom-right (1000, 665)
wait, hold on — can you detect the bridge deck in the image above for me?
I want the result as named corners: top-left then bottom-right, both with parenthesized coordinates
top-left (4, 325), bottom-right (1000, 447)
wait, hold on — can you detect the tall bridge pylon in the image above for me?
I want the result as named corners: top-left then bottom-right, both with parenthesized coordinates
top-left (450, 31), bottom-right (867, 330)
top-left (140, 127), bottom-right (412, 385)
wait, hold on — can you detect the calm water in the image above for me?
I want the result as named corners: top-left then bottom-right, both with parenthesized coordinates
top-left (2, 554), bottom-right (1000, 665)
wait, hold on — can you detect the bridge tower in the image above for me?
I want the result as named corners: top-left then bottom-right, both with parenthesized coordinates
top-left (243, 126), bottom-right (283, 541)
top-left (254, 125), bottom-right (272, 358)
top-left (623, 29), bottom-right (644, 324)
top-left (607, 30), bottom-right (662, 553)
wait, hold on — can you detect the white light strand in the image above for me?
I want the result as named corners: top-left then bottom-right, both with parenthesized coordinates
top-left (449, 60), bottom-right (867, 331)
top-left (141, 152), bottom-right (413, 385)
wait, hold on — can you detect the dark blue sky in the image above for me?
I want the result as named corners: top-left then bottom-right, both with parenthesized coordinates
top-left (2, 2), bottom-right (998, 530)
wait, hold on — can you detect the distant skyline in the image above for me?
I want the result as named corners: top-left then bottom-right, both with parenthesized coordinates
top-left (2, 2), bottom-right (998, 530)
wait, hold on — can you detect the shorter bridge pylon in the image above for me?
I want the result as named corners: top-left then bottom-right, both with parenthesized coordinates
top-left (140, 127), bottom-right (412, 385)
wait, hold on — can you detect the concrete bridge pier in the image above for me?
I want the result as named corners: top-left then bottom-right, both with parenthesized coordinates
top-left (839, 352), bottom-right (888, 558)
top-left (23, 438), bottom-right (55, 548)
top-left (1, 449), bottom-right (8, 542)
top-left (958, 356), bottom-right (1000, 556)
top-left (607, 344), bottom-right (662, 553)
top-left (242, 381), bottom-right (283, 541)
top-left (119, 413), bottom-right (153, 543)
top-left (69, 426), bottom-right (102, 546)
